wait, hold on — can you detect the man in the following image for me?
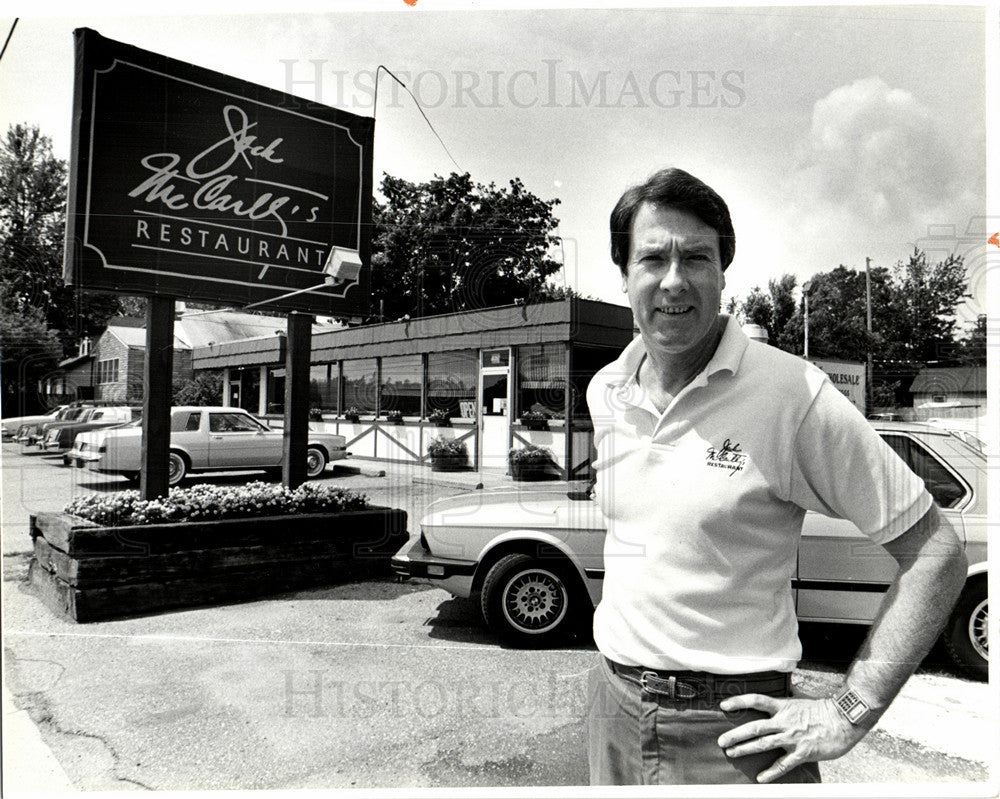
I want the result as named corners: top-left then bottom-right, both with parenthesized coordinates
top-left (585, 167), bottom-right (968, 785)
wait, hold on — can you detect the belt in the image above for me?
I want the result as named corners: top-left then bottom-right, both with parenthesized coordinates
top-left (605, 657), bottom-right (791, 704)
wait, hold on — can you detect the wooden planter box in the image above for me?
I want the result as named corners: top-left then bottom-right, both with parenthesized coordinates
top-left (509, 462), bottom-right (554, 481)
top-left (28, 507), bottom-right (408, 623)
top-left (429, 455), bottom-right (468, 472)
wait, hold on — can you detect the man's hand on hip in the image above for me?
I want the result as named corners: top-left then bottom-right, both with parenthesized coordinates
top-left (716, 694), bottom-right (868, 783)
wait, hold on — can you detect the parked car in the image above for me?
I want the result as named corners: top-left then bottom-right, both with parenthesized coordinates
top-left (81, 406), bottom-right (349, 484)
top-left (16, 405), bottom-right (96, 446)
top-left (41, 406), bottom-right (141, 454)
top-left (926, 416), bottom-right (987, 454)
top-left (393, 422), bottom-right (988, 679)
top-left (65, 418), bottom-right (142, 468)
top-left (2, 405), bottom-right (69, 440)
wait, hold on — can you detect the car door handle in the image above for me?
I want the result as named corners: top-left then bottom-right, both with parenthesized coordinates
top-left (211, 435), bottom-right (223, 440)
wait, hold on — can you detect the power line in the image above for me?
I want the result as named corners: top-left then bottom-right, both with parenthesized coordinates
top-left (0, 18), bottom-right (18, 63)
top-left (373, 64), bottom-right (463, 174)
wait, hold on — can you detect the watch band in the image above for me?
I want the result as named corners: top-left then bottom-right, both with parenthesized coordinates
top-left (832, 685), bottom-right (874, 726)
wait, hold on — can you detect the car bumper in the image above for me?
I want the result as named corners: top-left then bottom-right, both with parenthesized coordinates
top-left (42, 441), bottom-right (66, 451)
top-left (391, 535), bottom-right (476, 597)
top-left (67, 449), bottom-right (102, 464)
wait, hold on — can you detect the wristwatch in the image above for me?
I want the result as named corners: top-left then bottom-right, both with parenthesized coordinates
top-left (832, 685), bottom-right (874, 726)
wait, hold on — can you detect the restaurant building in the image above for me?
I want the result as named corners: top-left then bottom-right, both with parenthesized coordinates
top-left (192, 298), bottom-right (635, 478)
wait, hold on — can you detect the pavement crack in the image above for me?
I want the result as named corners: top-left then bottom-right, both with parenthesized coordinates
top-left (6, 669), bottom-right (155, 790)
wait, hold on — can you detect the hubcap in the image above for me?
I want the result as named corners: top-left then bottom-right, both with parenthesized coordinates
top-left (502, 569), bottom-right (567, 633)
top-left (307, 452), bottom-right (322, 475)
top-left (168, 456), bottom-right (183, 482)
top-left (968, 598), bottom-right (988, 660)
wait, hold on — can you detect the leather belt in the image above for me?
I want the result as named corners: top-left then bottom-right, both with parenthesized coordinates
top-left (605, 657), bottom-right (791, 704)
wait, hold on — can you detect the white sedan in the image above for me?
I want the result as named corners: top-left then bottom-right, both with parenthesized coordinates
top-left (393, 422), bottom-right (987, 680)
top-left (75, 406), bottom-right (349, 485)
top-left (1, 405), bottom-right (70, 439)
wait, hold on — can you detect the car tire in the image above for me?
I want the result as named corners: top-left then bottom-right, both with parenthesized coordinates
top-left (943, 577), bottom-right (988, 681)
top-left (167, 452), bottom-right (187, 486)
top-left (305, 447), bottom-right (327, 479)
top-left (481, 553), bottom-right (585, 647)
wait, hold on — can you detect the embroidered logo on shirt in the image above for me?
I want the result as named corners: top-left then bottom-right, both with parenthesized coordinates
top-left (705, 438), bottom-right (748, 476)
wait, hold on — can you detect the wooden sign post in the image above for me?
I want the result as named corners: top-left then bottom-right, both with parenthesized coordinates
top-left (140, 297), bottom-right (175, 499)
top-left (282, 312), bottom-right (313, 488)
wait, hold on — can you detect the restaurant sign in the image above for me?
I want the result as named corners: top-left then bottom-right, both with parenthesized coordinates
top-left (65, 29), bottom-right (374, 316)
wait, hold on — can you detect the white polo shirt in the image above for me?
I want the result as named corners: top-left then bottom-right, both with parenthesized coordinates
top-left (586, 316), bottom-right (931, 674)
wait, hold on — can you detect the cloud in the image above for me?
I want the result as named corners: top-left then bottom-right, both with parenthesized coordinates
top-left (787, 77), bottom-right (972, 230)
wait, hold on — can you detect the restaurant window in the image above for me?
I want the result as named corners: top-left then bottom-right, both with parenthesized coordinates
top-left (517, 343), bottom-right (567, 419)
top-left (266, 368), bottom-right (285, 414)
top-left (427, 350), bottom-right (477, 419)
top-left (342, 358), bottom-right (378, 414)
top-left (570, 345), bottom-right (622, 416)
top-left (380, 355), bottom-right (423, 416)
top-left (310, 363), bottom-right (339, 412)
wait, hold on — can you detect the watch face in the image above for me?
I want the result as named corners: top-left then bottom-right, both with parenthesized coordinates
top-left (835, 689), bottom-right (870, 723)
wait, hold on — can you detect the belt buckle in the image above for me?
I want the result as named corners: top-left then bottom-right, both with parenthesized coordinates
top-left (639, 671), bottom-right (700, 700)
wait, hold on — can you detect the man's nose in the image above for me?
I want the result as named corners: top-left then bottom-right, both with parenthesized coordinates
top-left (658, 259), bottom-right (687, 293)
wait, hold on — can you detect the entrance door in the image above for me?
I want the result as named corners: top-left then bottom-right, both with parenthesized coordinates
top-left (479, 349), bottom-right (511, 471)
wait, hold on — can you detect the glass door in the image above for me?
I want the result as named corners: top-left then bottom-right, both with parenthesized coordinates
top-left (479, 348), bottom-right (511, 471)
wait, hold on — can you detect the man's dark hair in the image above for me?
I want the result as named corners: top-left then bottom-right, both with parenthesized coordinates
top-left (609, 167), bottom-right (735, 275)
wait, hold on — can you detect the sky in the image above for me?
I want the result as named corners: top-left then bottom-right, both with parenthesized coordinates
top-left (0, 1), bottom-right (993, 329)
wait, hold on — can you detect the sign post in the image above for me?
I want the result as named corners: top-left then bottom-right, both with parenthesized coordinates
top-left (140, 297), bottom-right (175, 498)
top-left (64, 29), bottom-right (374, 493)
top-left (283, 312), bottom-right (313, 489)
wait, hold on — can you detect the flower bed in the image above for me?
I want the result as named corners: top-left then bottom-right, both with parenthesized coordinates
top-left (63, 481), bottom-right (369, 526)
top-left (28, 483), bottom-right (408, 623)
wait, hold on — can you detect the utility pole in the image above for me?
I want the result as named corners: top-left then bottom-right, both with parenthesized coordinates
top-left (865, 256), bottom-right (874, 413)
top-left (802, 280), bottom-right (812, 359)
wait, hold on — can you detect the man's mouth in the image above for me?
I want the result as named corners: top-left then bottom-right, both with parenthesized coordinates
top-left (656, 306), bottom-right (692, 316)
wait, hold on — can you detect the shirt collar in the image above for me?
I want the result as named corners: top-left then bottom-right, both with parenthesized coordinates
top-left (604, 314), bottom-right (750, 391)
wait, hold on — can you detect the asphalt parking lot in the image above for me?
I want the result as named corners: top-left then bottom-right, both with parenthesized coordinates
top-left (2, 443), bottom-right (996, 791)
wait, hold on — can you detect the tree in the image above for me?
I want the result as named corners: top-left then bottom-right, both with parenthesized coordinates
top-left (0, 285), bottom-right (63, 415)
top-left (727, 273), bottom-right (797, 346)
top-left (0, 123), bottom-right (124, 355)
top-left (888, 249), bottom-right (968, 363)
top-left (368, 172), bottom-right (562, 321)
top-left (947, 314), bottom-right (986, 366)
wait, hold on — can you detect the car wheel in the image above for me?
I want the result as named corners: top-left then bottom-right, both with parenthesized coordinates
top-left (167, 452), bottom-right (187, 486)
top-left (943, 577), bottom-right (987, 681)
top-left (481, 553), bottom-right (584, 647)
top-left (305, 447), bottom-right (327, 479)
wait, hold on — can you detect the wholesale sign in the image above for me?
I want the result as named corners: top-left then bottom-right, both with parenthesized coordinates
top-left (811, 358), bottom-right (866, 414)
top-left (64, 29), bottom-right (374, 316)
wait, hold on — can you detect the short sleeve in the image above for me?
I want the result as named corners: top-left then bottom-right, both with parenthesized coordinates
top-left (789, 380), bottom-right (932, 545)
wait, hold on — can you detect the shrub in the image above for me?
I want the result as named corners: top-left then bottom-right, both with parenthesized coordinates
top-left (427, 435), bottom-right (468, 460)
top-left (343, 406), bottom-right (361, 422)
top-left (508, 443), bottom-right (553, 465)
top-left (63, 481), bottom-right (369, 527)
top-left (427, 408), bottom-right (451, 426)
top-left (172, 372), bottom-right (223, 406)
